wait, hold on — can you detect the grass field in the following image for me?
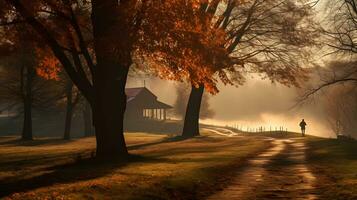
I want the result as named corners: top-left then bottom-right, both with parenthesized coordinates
top-left (0, 132), bottom-right (270, 200)
top-left (306, 137), bottom-right (357, 200)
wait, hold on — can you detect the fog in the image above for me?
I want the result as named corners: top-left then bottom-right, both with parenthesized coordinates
top-left (127, 76), bottom-right (335, 138)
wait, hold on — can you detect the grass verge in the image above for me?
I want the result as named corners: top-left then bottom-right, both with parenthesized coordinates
top-left (306, 137), bottom-right (357, 200)
top-left (0, 133), bottom-right (270, 200)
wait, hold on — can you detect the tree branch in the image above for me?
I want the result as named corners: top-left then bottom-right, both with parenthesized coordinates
top-left (5, 0), bottom-right (94, 105)
top-left (300, 78), bottom-right (357, 102)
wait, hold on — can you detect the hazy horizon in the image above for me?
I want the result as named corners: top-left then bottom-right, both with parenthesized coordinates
top-left (127, 75), bottom-right (335, 138)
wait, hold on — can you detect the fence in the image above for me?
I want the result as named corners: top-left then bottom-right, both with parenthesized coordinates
top-left (226, 124), bottom-right (290, 137)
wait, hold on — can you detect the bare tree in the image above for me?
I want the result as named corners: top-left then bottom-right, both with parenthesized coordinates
top-left (299, 59), bottom-right (357, 138)
top-left (323, 83), bottom-right (357, 137)
top-left (301, 0), bottom-right (357, 98)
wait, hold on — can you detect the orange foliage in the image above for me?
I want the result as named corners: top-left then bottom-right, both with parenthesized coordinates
top-left (1, 0), bottom-right (311, 95)
top-left (135, 0), bottom-right (312, 94)
top-left (36, 48), bottom-right (61, 81)
top-left (136, 0), bottom-right (230, 94)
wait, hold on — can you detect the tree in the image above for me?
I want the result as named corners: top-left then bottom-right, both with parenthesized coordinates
top-left (1, 52), bottom-right (37, 140)
top-left (324, 85), bottom-right (357, 137)
top-left (299, 59), bottom-right (357, 139)
top-left (135, 0), bottom-right (231, 137)
top-left (0, 0), bottom-right (211, 158)
top-left (36, 57), bottom-right (81, 140)
top-left (183, 0), bottom-right (316, 137)
top-left (137, 0), bottom-right (316, 137)
top-left (82, 99), bottom-right (94, 137)
top-left (301, 0), bottom-right (357, 100)
top-left (0, 0), bottom-right (138, 157)
top-left (173, 83), bottom-right (214, 120)
top-left (296, 1), bottom-right (357, 140)
top-left (0, 30), bottom-right (61, 140)
top-left (63, 80), bottom-right (82, 140)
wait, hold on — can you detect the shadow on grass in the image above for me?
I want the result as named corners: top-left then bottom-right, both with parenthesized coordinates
top-left (128, 143), bottom-right (273, 200)
top-left (0, 137), bottom-right (76, 147)
top-left (0, 154), bottom-right (161, 198)
top-left (128, 135), bottom-right (193, 150)
top-left (0, 137), bottom-right (181, 169)
top-left (0, 136), bottom-right (191, 198)
top-left (0, 135), bottom-right (231, 198)
top-left (306, 138), bottom-right (357, 200)
top-left (308, 138), bottom-right (357, 161)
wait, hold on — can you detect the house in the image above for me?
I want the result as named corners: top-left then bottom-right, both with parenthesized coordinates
top-left (125, 87), bottom-right (172, 121)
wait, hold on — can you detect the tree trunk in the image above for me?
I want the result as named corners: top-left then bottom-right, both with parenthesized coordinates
top-left (21, 65), bottom-right (33, 140)
top-left (83, 100), bottom-right (94, 137)
top-left (22, 94), bottom-right (32, 140)
top-left (92, 72), bottom-right (129, 159)
top-left (182, 84), bottom-right (205, 138)
top-left (90, 0), bottom-right (132, 159)
top-left (7, 0), bottom-right (132, 158)
top-left (64, 82), bottom-right (73, 140)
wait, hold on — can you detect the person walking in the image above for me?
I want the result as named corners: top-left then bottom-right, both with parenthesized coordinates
top-left (299, 119), bottom-right (307, 136)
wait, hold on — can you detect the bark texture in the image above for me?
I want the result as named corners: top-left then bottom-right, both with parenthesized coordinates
top-left (182, 84), bottom-right (204, 138)
top-left (83, 101), bottom-right (94, 137)
top-left (63, 82), bottom-right (74, 140)
top-left (21, 65), bottom-right (34, 140)
top-left (91, 0), bottom-right (131, 158)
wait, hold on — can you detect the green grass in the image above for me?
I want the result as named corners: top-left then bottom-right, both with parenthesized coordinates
top-left (306, 137), bottom-right (357, 200)
top-left (0, 132), bottom-right (270, 200)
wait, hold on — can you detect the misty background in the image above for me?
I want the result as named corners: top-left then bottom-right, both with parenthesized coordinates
top-left (127, 75), bottom-right (335, 138)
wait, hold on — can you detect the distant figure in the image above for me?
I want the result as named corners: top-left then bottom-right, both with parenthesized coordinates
top-left (299, 119), bottom-right (307, 136)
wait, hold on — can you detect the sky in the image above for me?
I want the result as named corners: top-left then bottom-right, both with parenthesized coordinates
top-left (127, 76), bottom-right (335, 138)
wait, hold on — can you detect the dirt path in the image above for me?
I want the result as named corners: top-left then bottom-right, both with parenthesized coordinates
top-left (203, 127), bottom-right (240, 137)
top-left (206, 138), bottom-right (318, 200)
